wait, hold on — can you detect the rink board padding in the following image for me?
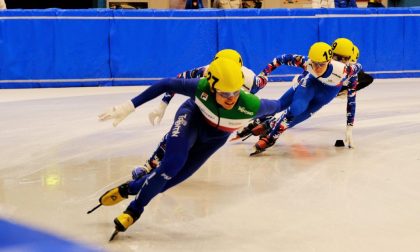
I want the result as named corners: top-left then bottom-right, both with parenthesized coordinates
top-left (0, 219), bottom-right (99, 251)
top-left (0, 8), bottom-right (419, 88)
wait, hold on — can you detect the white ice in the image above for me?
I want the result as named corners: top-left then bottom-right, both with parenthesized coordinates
top-left (0, 78), bottom-right (420, 252)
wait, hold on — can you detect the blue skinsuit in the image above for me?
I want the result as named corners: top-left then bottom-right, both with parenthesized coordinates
top-left (258, 54), bottom-right (360, 140)
top-left (126, 77), bottom-right (282, 216)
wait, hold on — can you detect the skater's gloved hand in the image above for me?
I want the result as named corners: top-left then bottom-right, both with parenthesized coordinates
top-left (251, 75), bottom-right (268, 94)
top-left (98, 100), bottom-right (135, 127)
top-left (345, 125), bottom-right (354, 148)
top-left (148, 101), bottom-right (168, 126)
top-left (257, 72), bottom-right (268, 82)
top-left (132, 166), bottom-right (149, 180)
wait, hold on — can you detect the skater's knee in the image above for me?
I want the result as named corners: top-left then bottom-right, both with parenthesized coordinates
top-left (156, 156), bottom-right (186, 179)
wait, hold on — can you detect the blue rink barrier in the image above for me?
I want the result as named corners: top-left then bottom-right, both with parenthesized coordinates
top-left (0, 219), bottom-right (100, 252)
top-left (0, 8), bottom-right (419, 88)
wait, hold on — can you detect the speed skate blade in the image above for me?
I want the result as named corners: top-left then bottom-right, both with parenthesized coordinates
top-left (109, 229), bottom-right (119, 241)
top-left (241, 134), bottom-right (252, 142)
top-left (229, 135), bottom-right (241, 142)
top-left (230, 133), bottom-right (252, 142)
top-left (249, 147), bottom-right (264, 156)
top-left (87, 203), bottom-right (102, 214)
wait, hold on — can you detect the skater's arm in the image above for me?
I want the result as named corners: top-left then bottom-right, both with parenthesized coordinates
top-left (344, 63), bottom-right (362, 77)
top-left (343, 75), bottom-right (357, 148)
top-left (255, 98), bottom-right (283, 118)
top-left (346, 75), bottom-right (357, 126)
top-left (250, 75), bottom-right (268, 94)
top-left (344, 63), bottom-right (362, 126)
top-left (151, 67), bottom-right (207, 126)
top-left (177, 66), bottom-right (207, 79)
top-left (132, 78), bottom-right (198, 108)
top-left (160, 66), bottom-right (207, 104)
top-left (255, 54), bottom-right (306, 94)
top-left (241, 66), bottom-right (266, 94)
top-left (260, 54), bottom-right (306, 77)
top-left (98, 78), bottom-right (198, 127)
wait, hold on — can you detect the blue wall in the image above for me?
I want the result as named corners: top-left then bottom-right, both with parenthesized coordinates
top-left (0, 8), bottom-right (419, 88)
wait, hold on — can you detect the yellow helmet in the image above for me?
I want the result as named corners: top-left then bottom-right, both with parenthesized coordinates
top-left (350, 45), bottom-right (359, 63)
top-left (308, 42), bottom-right (332, 62)
top-left (206, 58), bottom-right (244, 92)
top-left (331, 38), bottom-right (354, 57)
top-left (213, 49), bottom-right (243, 67)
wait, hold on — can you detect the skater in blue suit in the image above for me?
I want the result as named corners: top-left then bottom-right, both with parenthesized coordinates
top-left (250, 41), bottom-right (361, 155)
top-left (88, 53), bottom-right (284, 240)
top-left (234, 38), bottom-right (372, 150)
top-left (133, 49), bottom-right (267, 179)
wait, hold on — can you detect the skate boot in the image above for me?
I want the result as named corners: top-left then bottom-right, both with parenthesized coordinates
top-left (250, 120), bottom-right (271, 137)
top-left (109, 208), bottom-right (140, 241)
top-left (100, 183), bottom-right (129, 206)
top-left (230, 119), bottom-right (260, 141)
top-left (250, 117), bottom-right (288, 156)
top-left (252, 116), bottom-right (277, 137)
top-left (250, 136), bottom-right (276, 156)
top-left (87, 182), bottom-right (129, 214)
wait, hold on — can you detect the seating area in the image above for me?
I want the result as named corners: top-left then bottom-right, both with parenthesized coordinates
top-left (104, 0), bottom-right (370, 9)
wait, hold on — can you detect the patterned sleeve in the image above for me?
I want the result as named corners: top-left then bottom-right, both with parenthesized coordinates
top-left (260, 54), bottom-right (306, 77)
top-left (343, 62), bottom-right (362, 126)
top-left (346, 75), bottom-right (357, 126)
top-left (344, 63), bottom-right (362, 77)
top-left (251, 54), bottom-right (306, 94)
top-left (250, 76), bottom-right (267, 94)
top-left (161, 66), bottom-right (207, 104)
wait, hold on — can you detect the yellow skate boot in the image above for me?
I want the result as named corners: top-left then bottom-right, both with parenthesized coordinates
top-left (109, 209), bottom-right (140, 241)
top-left (99, 183), bottom-right (129, 206)
top-left (87, 182), bottom-right (129, 214)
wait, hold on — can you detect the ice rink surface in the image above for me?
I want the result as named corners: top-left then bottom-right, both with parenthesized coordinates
top-left (1, 78), bottom-right (420, 252)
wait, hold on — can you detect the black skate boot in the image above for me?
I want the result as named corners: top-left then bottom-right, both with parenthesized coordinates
top-left (230, 119), bottom-right (262, 141)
